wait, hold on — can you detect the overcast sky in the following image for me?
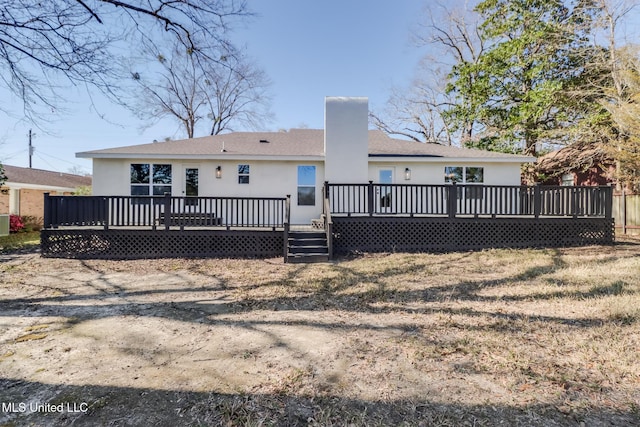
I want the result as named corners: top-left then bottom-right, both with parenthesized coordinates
top-left (1, 0), bottom-right (425, 174)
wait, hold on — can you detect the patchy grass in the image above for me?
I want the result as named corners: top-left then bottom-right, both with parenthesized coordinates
top-left (14, 333), bottom-right (48, 342)
top-left (160, 245), bottom-right (640, 425)
top-left (1, 243), bottom-right (639, 426)
top-left (0, 231), bottom-right (40, 253)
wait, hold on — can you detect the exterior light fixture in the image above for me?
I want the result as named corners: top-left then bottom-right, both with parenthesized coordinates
top-left (216, 166), bottom-right (222, 179)
top-left (404, 167), bottom-right (411, 180)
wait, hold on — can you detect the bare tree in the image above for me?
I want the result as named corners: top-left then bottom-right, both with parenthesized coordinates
top-left (592, 0), bottom-right (640, 189)
top-left (373, 2), bottom-right (484, 145)
top-left (132, 45), bottom-right (272, 138)
top-left (202, 54), bottom-right (273, 136)
top-left (418, 3), bottom-right (486, 143)
top-left (0, 0), bottom-right (249, 122)
top-left (370, 70), bottom-right (454, 144)
top-left (593, 0), bottom-right (638, 96)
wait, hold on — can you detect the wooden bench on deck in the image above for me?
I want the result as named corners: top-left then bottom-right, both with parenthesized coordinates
top-left (157, 212), bottom-right (222, 227)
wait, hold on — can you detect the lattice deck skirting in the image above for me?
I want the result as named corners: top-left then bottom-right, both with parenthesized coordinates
top-left (332, 217), bottom-right (615, 254)
top-left (41, 217), bottom-right (615, 260)
top-left (41, 229), bottom-right (284, 260)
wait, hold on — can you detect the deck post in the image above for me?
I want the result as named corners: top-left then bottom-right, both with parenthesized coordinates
top-left (533, 184), bottom-right (541, 218)
top-left (163, 192), bottom-right (171, 230)
top-left (367, 180), bottom-right (374, 216)
top-left (326, 217), bottom-right (333, 260)
top-left (284, 195), bottom-right (291, 262)
top-left (448, 183), bottom-right (457, 218)
top-left (102, 197), bottom-right (109, 230)
top-left (323, 187), bottom-right (334, 260)
top-left (604, 184), bottom-right (613, 220)
top-left (323, 181), bottom-right (329, 216)
top-left (43, 192), bottom-right (51, 228)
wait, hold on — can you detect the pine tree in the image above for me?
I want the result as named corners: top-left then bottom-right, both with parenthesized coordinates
top-left (446, 0), bottom-right (597, 155)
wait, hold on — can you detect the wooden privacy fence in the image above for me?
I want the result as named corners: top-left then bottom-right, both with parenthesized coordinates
top-left (325, 182), bottom-right (613, 219)
top-left (613, 190), bottom-right (640, 234)
top-left (44, 193), bottom-right (290, 230)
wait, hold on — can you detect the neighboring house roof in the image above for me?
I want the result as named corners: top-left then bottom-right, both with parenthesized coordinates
top-left (535, 143), bottom-right (612, 177)
top-left (2, 165), bottom-right (92, 190)
top-left (77, 129), bottom-right (535, 163)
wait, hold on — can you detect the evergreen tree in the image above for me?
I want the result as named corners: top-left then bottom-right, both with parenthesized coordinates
top-left (446, 0), bottom-right (598, 155)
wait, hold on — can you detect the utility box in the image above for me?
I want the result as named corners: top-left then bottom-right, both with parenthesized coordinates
top-left (0, 214), bottom-right (9, 236)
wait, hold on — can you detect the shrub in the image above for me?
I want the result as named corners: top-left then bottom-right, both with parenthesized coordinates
top-left (9, 214), bottom-right (24, 233)
top-left (20, 216), bottom-right (43, 232)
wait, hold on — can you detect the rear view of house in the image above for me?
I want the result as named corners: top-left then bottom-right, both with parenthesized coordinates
top-left (78, 97), bottom-right (533, 225)
top-left (40, 97), bottom-right (613, 261)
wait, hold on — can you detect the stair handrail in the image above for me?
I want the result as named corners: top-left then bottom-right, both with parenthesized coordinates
top-left (284, 194), bottom-right (291, 261)
top-left (323, 182), bottom-right (333, 260)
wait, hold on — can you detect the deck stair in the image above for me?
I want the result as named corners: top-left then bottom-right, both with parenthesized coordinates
top-left (286, 230), bottom-right (329, 263)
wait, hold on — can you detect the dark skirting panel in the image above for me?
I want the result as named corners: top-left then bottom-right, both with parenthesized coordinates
top-left (41, 229), bottom-right (284, 260)
top-left (332, 217), bottom-right (615, 255)
top-left (41, 217), bottom-right (614, 260)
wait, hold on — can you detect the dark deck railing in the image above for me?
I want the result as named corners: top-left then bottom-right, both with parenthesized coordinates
top-left (326, 182), bottom-right (613, 219)
top-left (322, 184), bottom-right (334, 260)
top-left (44, 193), bottom-right (290, 230)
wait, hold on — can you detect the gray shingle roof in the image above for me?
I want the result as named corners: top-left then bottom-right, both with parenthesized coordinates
top-left (77, 129), bottom-right (534, 162)
top-left (367, 131), bottom-right (532, 159)
top-left (77, 129), bottom-right (324, 158)
top-left (3, 165), bottom-right (92, 188)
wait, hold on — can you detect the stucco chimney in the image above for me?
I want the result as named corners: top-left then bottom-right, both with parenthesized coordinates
top-left (324, 96), bottom-right (369, 183)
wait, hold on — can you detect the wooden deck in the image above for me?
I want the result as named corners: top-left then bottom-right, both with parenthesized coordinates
top-left (40, 184), bottom-right (615, 260)
top-left (325, 182), bottom-right (613, 219)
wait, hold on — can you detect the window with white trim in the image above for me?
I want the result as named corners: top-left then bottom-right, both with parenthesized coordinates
top-left (130, 163), bottom-right (172, 196)
top-left (238, 164), bottom-right (250, 184)
top-left (445, 166), bottom-right (484, 199)
top-left (297, 165), bottom-right (316, 206)
top-left (444, 166), bottom-right (484, 184)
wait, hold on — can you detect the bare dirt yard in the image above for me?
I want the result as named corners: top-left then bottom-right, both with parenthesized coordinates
top-left (1, 241), bottom-right (639, 426)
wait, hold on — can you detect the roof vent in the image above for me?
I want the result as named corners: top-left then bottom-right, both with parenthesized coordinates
top-left (259, 139), bottom-right (269, 143)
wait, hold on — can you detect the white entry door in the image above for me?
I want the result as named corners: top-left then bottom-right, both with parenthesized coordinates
top-left (377, 168), bottom-right (394, 213)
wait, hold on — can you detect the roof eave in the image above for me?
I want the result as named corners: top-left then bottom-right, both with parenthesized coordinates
top-left (77, 152), bottom-right (326, 162)
top-left (369, 155), bottom-right (536, 163)
top-left (77, 152), bottom-right (535, 163)
top-left (5, 182), bottom-right (80, 192)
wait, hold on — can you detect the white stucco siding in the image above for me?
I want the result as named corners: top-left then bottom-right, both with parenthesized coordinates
top-left (204, 160), bottom-right (324, 224)
top-left (92, 159), bottom-right (130, 195)
top-left (91, 158), bottom-right (324, 224)
top-left (324, 97), bottom-right (369, 183)
top-left (93, 158), bottom-right (185, 196)
top-left (366, 160), bottom-right (527, 216)
top-left (207, 161), bottom-right (290, 197)
top-left (481, 163), bottom-right (523, 185)
top-left (367, 160), bottom-right (524, 185)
